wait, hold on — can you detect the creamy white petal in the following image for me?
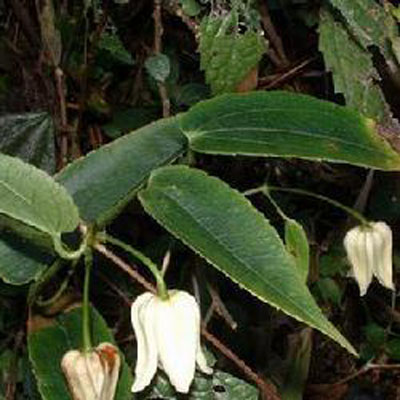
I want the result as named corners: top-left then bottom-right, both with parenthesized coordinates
top-left (344, 226), bottom-right (373, 296)
top-left (131, 293), bottom-right (158, 392)
top-left (85, 352), bottom-right (105, 399)
top-left (155, 291), bottom-right (198, 393)
top-left (372, 222), bottom-right (394, 290)
top-left (96, 343), bottom-right (121, 400)
top-left (62, 350), bottom-right (101, 400)
top-left (196, 345), bottom-right (213, 375)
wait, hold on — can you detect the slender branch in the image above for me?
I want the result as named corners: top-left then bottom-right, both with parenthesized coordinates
top-left (94, 243), bottom-right (156, 293)
top-left (258, 0), bottom-right (288, 67)
top-left (153, 0), bottom-right (170, 117)
top-left (332, 361), bottom-right (400, 386)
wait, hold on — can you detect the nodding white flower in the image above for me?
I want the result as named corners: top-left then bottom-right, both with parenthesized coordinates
top-left (131, 290), bottom-right (212, 393)
top-left (344, 222), bottom-right (394, 296)
top-left (61, 342), bottom-right (120, 400)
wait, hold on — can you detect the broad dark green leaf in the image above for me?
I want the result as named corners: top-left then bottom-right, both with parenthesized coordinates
top-left (0, 231), bottom-right (53, 285)
top-left (0, 153), bottom-right (79, 235)
top-left (152, 370), bottom-right (259, 399)
top-left (28, 306), bottom-right (133, 400)
top-left (285, 219), bottom-right (309, 283)
top-left (139, 166), bottom-right (356, 354)
top-left (0, 112), bottom-right (55, 173)
top-left (319, 7), bottom-right (390, 122)
top-left (102, 107), bottom-right (159, 139)
top-left (180, 91), bottom-right (400, 170)
top-left (57, 116), bottom-right (187, 226)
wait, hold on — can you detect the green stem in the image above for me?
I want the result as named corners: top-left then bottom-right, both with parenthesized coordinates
top-left (262, 189), bottom-right (289, 222)
top-left (52, 232), bottom-right (88, 260)
top-left (36, 270), bottom-right (73, 307)
top-left (104, 234), bottom-right (169, 300)
top-left (244, 185), bottom-right (369, 226)
top-left (82, 249), bottom-right (92, 352)
top-left (28, 259), bottom-right (63, 305)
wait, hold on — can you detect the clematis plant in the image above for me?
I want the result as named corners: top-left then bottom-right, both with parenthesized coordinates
top-left (344, 221), bottom-right (394, 296)
top-left (131, 290), bottom-right (213, 393)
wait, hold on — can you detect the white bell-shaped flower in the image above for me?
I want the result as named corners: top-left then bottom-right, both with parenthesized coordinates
top-left (61, 342), bottom-right (120, 400)
top-left (344, 221), bottom-right (394, 296)
top-left (131, 290), bottom-right (212, 393)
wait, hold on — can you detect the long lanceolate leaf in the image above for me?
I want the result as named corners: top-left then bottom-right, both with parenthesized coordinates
top-left (180, 91), bottom-right (400, 170)
top-left (57, 117), bottom-right (187, 227)
top-left (139, 166), bottom-right (356, 355)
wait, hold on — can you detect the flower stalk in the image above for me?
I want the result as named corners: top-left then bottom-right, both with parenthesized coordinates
top-left (103, 234), bottom-right (168, 300)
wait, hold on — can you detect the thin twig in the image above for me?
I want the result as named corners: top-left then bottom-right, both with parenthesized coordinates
top-left (153, 0), bottom-right (170, 117)
top-left (206, 283), bottom-right (237, 330)
top-left (94, 243), bottom-right (156, 293)
top-left (258, 0), bottom-right (288, 67)
top-left (259, 57), bottom-right (316, 89)
top-left (333, 362), bottom-right (400, 386)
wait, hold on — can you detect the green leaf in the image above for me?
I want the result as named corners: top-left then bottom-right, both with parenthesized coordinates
top-left (28, 306), bottom-right (133, 400)
top-left (102, 107), bottom-right (159, 139)
top-left (0, 153), bottom-right (79, 236)
top-left (281, 328), bottom-right (312, 400)
top-left (180, 0), bottom-right (201, 17)
top-left (285, 219), bottom-right (309, 283)
top-left (199, 15), bottom-right (266, 94)
top-left (0, 232), bottom-right (53, 285)
top-left (386, 338), bottom-right (400, 360)
top-left (327, 0), bottom-right (397, 58)
top-left (57, 117), bottom-right (187, 226)
top-left (0, 112), bottom-right (56, 173)
top-left (314, 278), bottom-right (343, 307)
top-left (139, 166), bottom-right (356, 355)
top-left (180, 91), bottom-right (400, 170)
top-left (145, 53), bottom-right (171, 83)
top-left (97, 32), bottom-right (134, 66)
top-left (151, 369), bottom-right (259, 399)
top-left (319, 7), bottom-right (390, 122)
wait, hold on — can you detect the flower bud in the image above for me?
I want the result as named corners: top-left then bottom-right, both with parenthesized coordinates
top-left (61, 342), bottom-right (120, 400)
top-left (131, 290), bottom-right (212, 393)
top-left (344, 222), bottom-right (394, 296)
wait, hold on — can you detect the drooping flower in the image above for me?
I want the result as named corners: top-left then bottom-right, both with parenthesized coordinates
top-left (344, 221), bottom-right (394, 296)
top-left (131, 290), bottom-right (212, 393)
top-left (61, 342), bottom-right (120, 400)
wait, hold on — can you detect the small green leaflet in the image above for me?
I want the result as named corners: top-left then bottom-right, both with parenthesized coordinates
top-left (199, 15), bottom-right (266, 94)
top-left (0, 153), bottom-right (79, 236)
